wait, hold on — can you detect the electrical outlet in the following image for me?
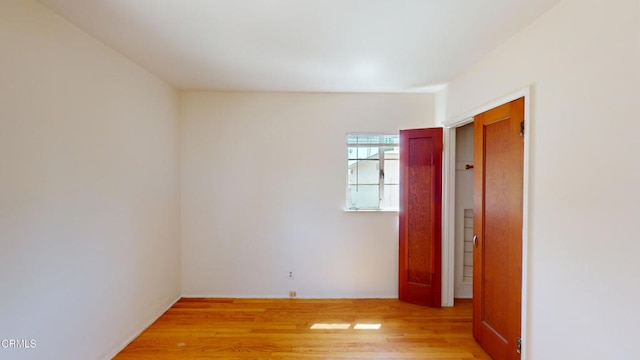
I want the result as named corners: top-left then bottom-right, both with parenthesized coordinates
top-left (288, 271), bottom-right (294, 279)
top-left (289, 291), bottom-right (296, 298)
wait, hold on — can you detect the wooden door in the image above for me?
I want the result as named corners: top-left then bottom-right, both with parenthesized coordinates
top-left (399, 128), bottom-right (443, 307)
top-left (473, 97), bottom-right (524, 359)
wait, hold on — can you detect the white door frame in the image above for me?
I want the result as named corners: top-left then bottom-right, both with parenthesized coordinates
top-left (441, 86), bottom-right (531, 358)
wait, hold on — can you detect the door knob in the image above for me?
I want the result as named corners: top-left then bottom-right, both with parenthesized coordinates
top-left (473, 235), bottom-right (478, 247)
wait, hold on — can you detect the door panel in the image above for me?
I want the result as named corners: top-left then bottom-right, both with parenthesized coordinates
top-left (473, 98), bottom-right (524, 360)
top-left (399, 128), bottom-right (442, 307)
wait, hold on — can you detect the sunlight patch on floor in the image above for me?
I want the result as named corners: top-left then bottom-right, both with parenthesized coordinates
top-left (354, 323), bottom-right (382, 330)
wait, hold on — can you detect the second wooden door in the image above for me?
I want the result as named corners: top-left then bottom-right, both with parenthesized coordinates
top-left (473, 97), bottom-right (524, 360)
top-left (399, 128), bottom-right (442, 307)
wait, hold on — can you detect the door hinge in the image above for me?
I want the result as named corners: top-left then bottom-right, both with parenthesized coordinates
top-left (519, 120), bottom-right (525, 137)
top-left (517, 337), bottom-right (522, 354)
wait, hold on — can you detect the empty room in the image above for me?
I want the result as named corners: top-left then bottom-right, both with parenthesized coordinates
top-left (1, 0), bottom-right (639, 359)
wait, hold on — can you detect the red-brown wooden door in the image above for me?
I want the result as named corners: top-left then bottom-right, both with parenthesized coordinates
top-left (473, 97), bottom-right (524, 359)
top-left (399, 128), bottom-right (442, 307)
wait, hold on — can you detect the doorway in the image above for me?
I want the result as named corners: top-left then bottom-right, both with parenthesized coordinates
top-left (454, 123), bottom-right (474, 299)
top-left (443, 88), bottom-right (530, 358)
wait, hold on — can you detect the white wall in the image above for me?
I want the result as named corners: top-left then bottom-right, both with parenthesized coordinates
top-left (443, 0), bottom-right (640, 358)
top-left (0, 1), bottom-right (181, 359)
top-left (181, 92), bottom-right (434, 298)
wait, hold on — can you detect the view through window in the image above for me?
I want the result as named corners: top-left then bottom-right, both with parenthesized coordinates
top-left (347, 134), bottom-right (400, 210)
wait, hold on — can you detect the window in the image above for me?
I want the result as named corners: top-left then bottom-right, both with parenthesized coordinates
top-left (346, 133), bottom-right (400, 211)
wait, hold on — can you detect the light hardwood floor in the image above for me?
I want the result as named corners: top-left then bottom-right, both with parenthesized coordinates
top-left (114, 298), bottom-right (491, 360)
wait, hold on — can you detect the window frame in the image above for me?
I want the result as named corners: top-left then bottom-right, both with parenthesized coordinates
top-left (346, 133), bottom-right (400, 212)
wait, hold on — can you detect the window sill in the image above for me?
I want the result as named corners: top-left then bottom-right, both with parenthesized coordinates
top-left (344, 209), bottom-right (399, 214)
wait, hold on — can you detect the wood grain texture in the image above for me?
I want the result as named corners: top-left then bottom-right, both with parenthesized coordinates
top-left (473, 97), bottom-right (524, 360)
top-left (399, 128), bottom-right (443, 307)
top-left (114, 298), bottom-right (490, 360)
top-left (407, 137), bottom-right (434, 285)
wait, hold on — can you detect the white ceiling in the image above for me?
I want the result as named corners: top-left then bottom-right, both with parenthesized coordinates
top-left (37, 0), bottom-right (560, 93)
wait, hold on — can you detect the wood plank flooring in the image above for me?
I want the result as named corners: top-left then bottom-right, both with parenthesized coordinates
top-left (114, 298), bottom-right (490, 360)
